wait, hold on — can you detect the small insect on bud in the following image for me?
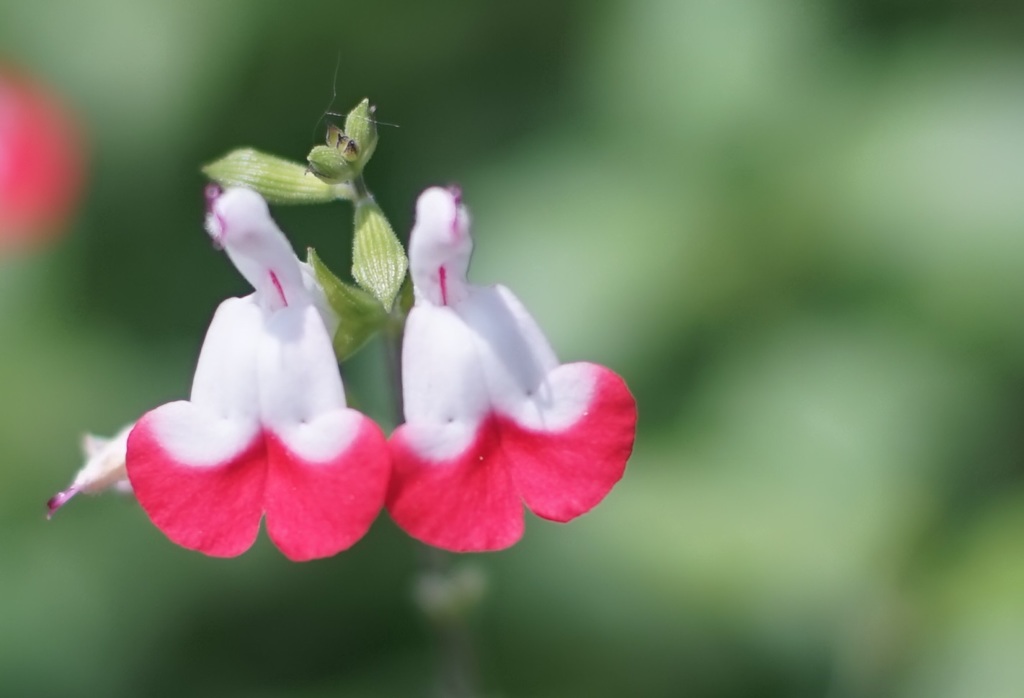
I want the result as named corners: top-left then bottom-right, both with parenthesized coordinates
top-left (323, 125), bottom-right (361, 164)
top-left (340, 136), bottom-right (359, 163)
top-left (325, 123), bottom-right (345, 148)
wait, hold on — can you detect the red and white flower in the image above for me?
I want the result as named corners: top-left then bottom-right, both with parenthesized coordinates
top-left (387, 187), bottom-right (637, 552)
top-left (125, 186), bottom-right (390, 561)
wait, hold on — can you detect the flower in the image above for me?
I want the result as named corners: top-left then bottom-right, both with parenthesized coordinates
top-left (0, 65), bottom-right (84, 252)
top-left (386, 187), bottom-right (637, 552)
top-left (47, 424), bottom-right (134, 518)
top-left (124, 186), bottom-right (390, 561)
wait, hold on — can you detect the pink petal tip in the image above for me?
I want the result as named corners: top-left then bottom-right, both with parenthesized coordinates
top-left (204, 183), bottom-right (223, 212)
top-left (46, 487), bottom-right (79, 519)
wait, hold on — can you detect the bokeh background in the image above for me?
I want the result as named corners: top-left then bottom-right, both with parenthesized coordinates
top-left (3, 0), bottom-right (1024, 696)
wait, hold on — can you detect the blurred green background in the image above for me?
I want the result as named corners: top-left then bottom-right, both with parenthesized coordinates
top-left (3, 0), bottom-right (1024, 696)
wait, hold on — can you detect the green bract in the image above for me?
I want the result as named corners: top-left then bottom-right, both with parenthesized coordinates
top-left (351, 200), bottom-right (407, 312)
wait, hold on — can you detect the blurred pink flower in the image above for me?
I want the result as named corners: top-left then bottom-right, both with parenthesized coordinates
top-left (0, 65), bottom-right (84, 251)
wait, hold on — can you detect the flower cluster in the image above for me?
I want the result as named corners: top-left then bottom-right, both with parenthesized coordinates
top-left (51, 185), bottom-right (636, 560)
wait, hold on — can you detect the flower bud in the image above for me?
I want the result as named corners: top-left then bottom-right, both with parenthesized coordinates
top-left (343, 98), bottom-right (378, 171)
top-left (306, 98), bottom-right (380, 184)
top-left (306, 144), bottom-right (360, 184)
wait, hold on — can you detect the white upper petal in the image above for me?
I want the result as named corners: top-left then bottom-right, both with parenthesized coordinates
top-left (206, 187), bottom-right (308, 311)
top-left (408, 187), bottom-right (472, 306)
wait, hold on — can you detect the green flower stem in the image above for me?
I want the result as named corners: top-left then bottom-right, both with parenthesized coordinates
top-left (333, 181), bottom-right (359, 201)
top-left (415, 545), bottom-right (482, 698)
top-left (351, 174), bottom-right (371, 203)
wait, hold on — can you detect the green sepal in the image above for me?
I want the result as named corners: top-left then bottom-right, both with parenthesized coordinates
top-left (351, 200), bottom-right (408, 312)
top-left (202, 148), bottom-right (352, 204)
top-left (307, 247), bottom-right (388, 361)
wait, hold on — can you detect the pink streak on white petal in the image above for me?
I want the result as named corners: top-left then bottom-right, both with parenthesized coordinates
top-left (438, 266), bottom-right (448, 306)
top-left (209, 188), bottom-right (308, 307)
top-left (264, 416), bottom-right (390, 561)
top-left (269, 271), bottom-right (287, 307)
top-left (408, 187), bottom-right (473, 307)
